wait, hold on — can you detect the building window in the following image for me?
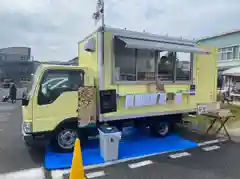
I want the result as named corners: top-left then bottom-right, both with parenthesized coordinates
top-left (218, 46), bottom-right (240, 61)
top-left (233, 46), bottom-right (240, 59)
top-left (114, 39), bottom-right (193, 83)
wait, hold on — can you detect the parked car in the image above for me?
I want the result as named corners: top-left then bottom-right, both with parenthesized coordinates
top-left (2, 79), bottom-right (13, 88)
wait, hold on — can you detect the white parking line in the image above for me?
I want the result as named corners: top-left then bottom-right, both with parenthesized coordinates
top-left (0, 167), bottom-right (45, 179)
top-left (0, 167), bottom-right (74, 179)
top-left (197, 138), bottom-right (227, 147)
top-left (86, 171), bottom-right (106, 178)
top-left (1, 139), bottom-right (225, 179)
top-left (60, 139), bottom-right (227, 172)
top-left (202, 145), bottom-right (220, 152)
top-left (84, 151), bottom-right (167, 170)
top-left (128, 160), bottom-right (153, 169)
top-left (51, 169), bottom-right (70, 178)
top-left (169, 152), bottom-right (191, 159)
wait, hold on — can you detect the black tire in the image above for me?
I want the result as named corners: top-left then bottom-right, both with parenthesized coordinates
top-left (150, 121), bottom-right (170, 137)
top-left (115, 123), bottom-right (123, 131)
top-left (51, 124), bottom-right (88, 153)
top-left (134, 120), bottom-right (145, 129)
top-left (107, 121), bottom-right (124, 131)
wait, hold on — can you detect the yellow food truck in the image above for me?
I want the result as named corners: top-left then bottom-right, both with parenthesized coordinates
top-left (22, 27), bottom-right (218, 152)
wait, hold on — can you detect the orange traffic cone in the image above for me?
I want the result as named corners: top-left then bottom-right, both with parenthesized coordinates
top-left (69, 138), bottom-right (86, 179)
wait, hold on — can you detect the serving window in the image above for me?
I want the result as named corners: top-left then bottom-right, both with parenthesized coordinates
top-left (113, 37), bottom-right (193, 83)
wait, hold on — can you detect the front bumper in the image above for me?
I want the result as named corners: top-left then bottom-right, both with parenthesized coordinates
top-left (22, 130), bottom-right (34, 146)
top-left (22, 125), bottom-right (52, 147)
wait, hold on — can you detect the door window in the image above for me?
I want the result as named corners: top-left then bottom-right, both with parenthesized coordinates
top-left (37, 69), bottom-right (84, 105)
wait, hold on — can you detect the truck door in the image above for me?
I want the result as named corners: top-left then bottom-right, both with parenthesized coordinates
top-left (32, 69), bottom-right (84, 133)
top-left (195, 46), bottom-right (218, 103)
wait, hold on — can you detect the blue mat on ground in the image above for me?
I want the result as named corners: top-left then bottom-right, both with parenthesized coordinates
top-left (44, 127), bottom-right (198, 170)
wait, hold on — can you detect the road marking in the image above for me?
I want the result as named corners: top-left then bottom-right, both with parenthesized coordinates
top-left (54, 139), bottom-right (227, 173)
top-left (169, 152), bottom-right (191, 159)
top-left (198, 138), bottom-right (227, 147)
top-left (0, 167), bottom-right (77, 179)
top-left (0, 167), bottom-right (45, 179)
top-left (128, 160), bottom-right (153, 169)
top-left (51, 169), bottom-right (70, 178)
top-left (84, 151), bottom-right (167, 170)
top-left (86, 171), bottom-right (106, 178)
top-left (202, 145), bottom-right (220, 152)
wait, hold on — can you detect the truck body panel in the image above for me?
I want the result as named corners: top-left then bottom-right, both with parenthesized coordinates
top-left (32, 91), bottom-right (78, 132)
top-left (77, 29), bottom-right (218, 122)
top-left (194, 45), bottom-right (218, 103)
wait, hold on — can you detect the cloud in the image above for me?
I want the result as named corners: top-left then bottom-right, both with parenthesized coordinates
top-left (0, 0), bottom-right (240, 61)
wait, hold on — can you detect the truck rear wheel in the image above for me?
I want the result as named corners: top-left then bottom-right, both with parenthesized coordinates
top-left (150, 121), bottom-right (170, 137)
top-left (52, 124), bottom-right (88, 153)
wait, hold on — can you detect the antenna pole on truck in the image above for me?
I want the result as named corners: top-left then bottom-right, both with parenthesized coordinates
top-left (93, 0), bottom-right (105, 123)
top-left (92, 0), bottom-right (104, 27)
top-left (92, 0), bottom-right (105, 91)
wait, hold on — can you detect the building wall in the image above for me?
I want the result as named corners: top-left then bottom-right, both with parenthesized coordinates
top-left (0, 47), bottom-right (31, 61)
top-left (198, 32), bottom-right (240, 48)
top-left (198, 32), bottom-right (240, 70)
top-left (0, 47), bottom-right (33, 87)
top-left (0, 47), bottom-right (30, 55)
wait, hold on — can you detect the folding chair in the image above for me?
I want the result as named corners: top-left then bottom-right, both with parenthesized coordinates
top-left (203, 109), bottom-right (234, 140)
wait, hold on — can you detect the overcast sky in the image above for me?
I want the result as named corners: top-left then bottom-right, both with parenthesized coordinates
top-left (0, 0), bottom-right (240, 62)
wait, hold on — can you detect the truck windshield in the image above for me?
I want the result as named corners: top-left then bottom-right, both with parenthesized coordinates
top-left (26, 66), bottom-right (42, 97)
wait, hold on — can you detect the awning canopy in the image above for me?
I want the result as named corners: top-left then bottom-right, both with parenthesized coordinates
top-left (222, 66), bottom-right (240, 76)
top-left (116, 37), bottom-right (209, 54)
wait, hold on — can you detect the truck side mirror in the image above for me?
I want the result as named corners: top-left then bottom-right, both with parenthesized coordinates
top-left (22, 98), bottom-right (29, 106)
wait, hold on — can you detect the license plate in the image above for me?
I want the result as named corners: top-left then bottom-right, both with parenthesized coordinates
top-left (197, 104), bottom-right (207, 114)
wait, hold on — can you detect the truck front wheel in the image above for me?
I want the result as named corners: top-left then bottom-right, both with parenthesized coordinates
top-left (150, 121), bottom-right (170, 137)
top-left (52, 124), bottom-right (87, 153)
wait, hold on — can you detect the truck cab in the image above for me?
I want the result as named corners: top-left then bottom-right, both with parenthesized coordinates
top-left (22, 65), bottom-right (95, 152)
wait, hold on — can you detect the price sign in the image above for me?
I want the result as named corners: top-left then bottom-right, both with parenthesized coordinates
top-left (197, 104), bottom-right (207, 114)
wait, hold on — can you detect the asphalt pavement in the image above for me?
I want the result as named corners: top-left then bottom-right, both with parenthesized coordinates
top-left (0, 88), bottom-right (26, 99)
top-left (0, 101), bottom-right (45, 175)
top-left (64, 140), bottom-right (240, 179)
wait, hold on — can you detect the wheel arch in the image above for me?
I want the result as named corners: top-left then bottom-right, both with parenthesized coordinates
top-left (53, 117), bottom-right (78, 132)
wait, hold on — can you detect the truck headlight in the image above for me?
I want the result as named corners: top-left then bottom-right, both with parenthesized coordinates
top-left (23, 122), bottom-right (32, 133)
